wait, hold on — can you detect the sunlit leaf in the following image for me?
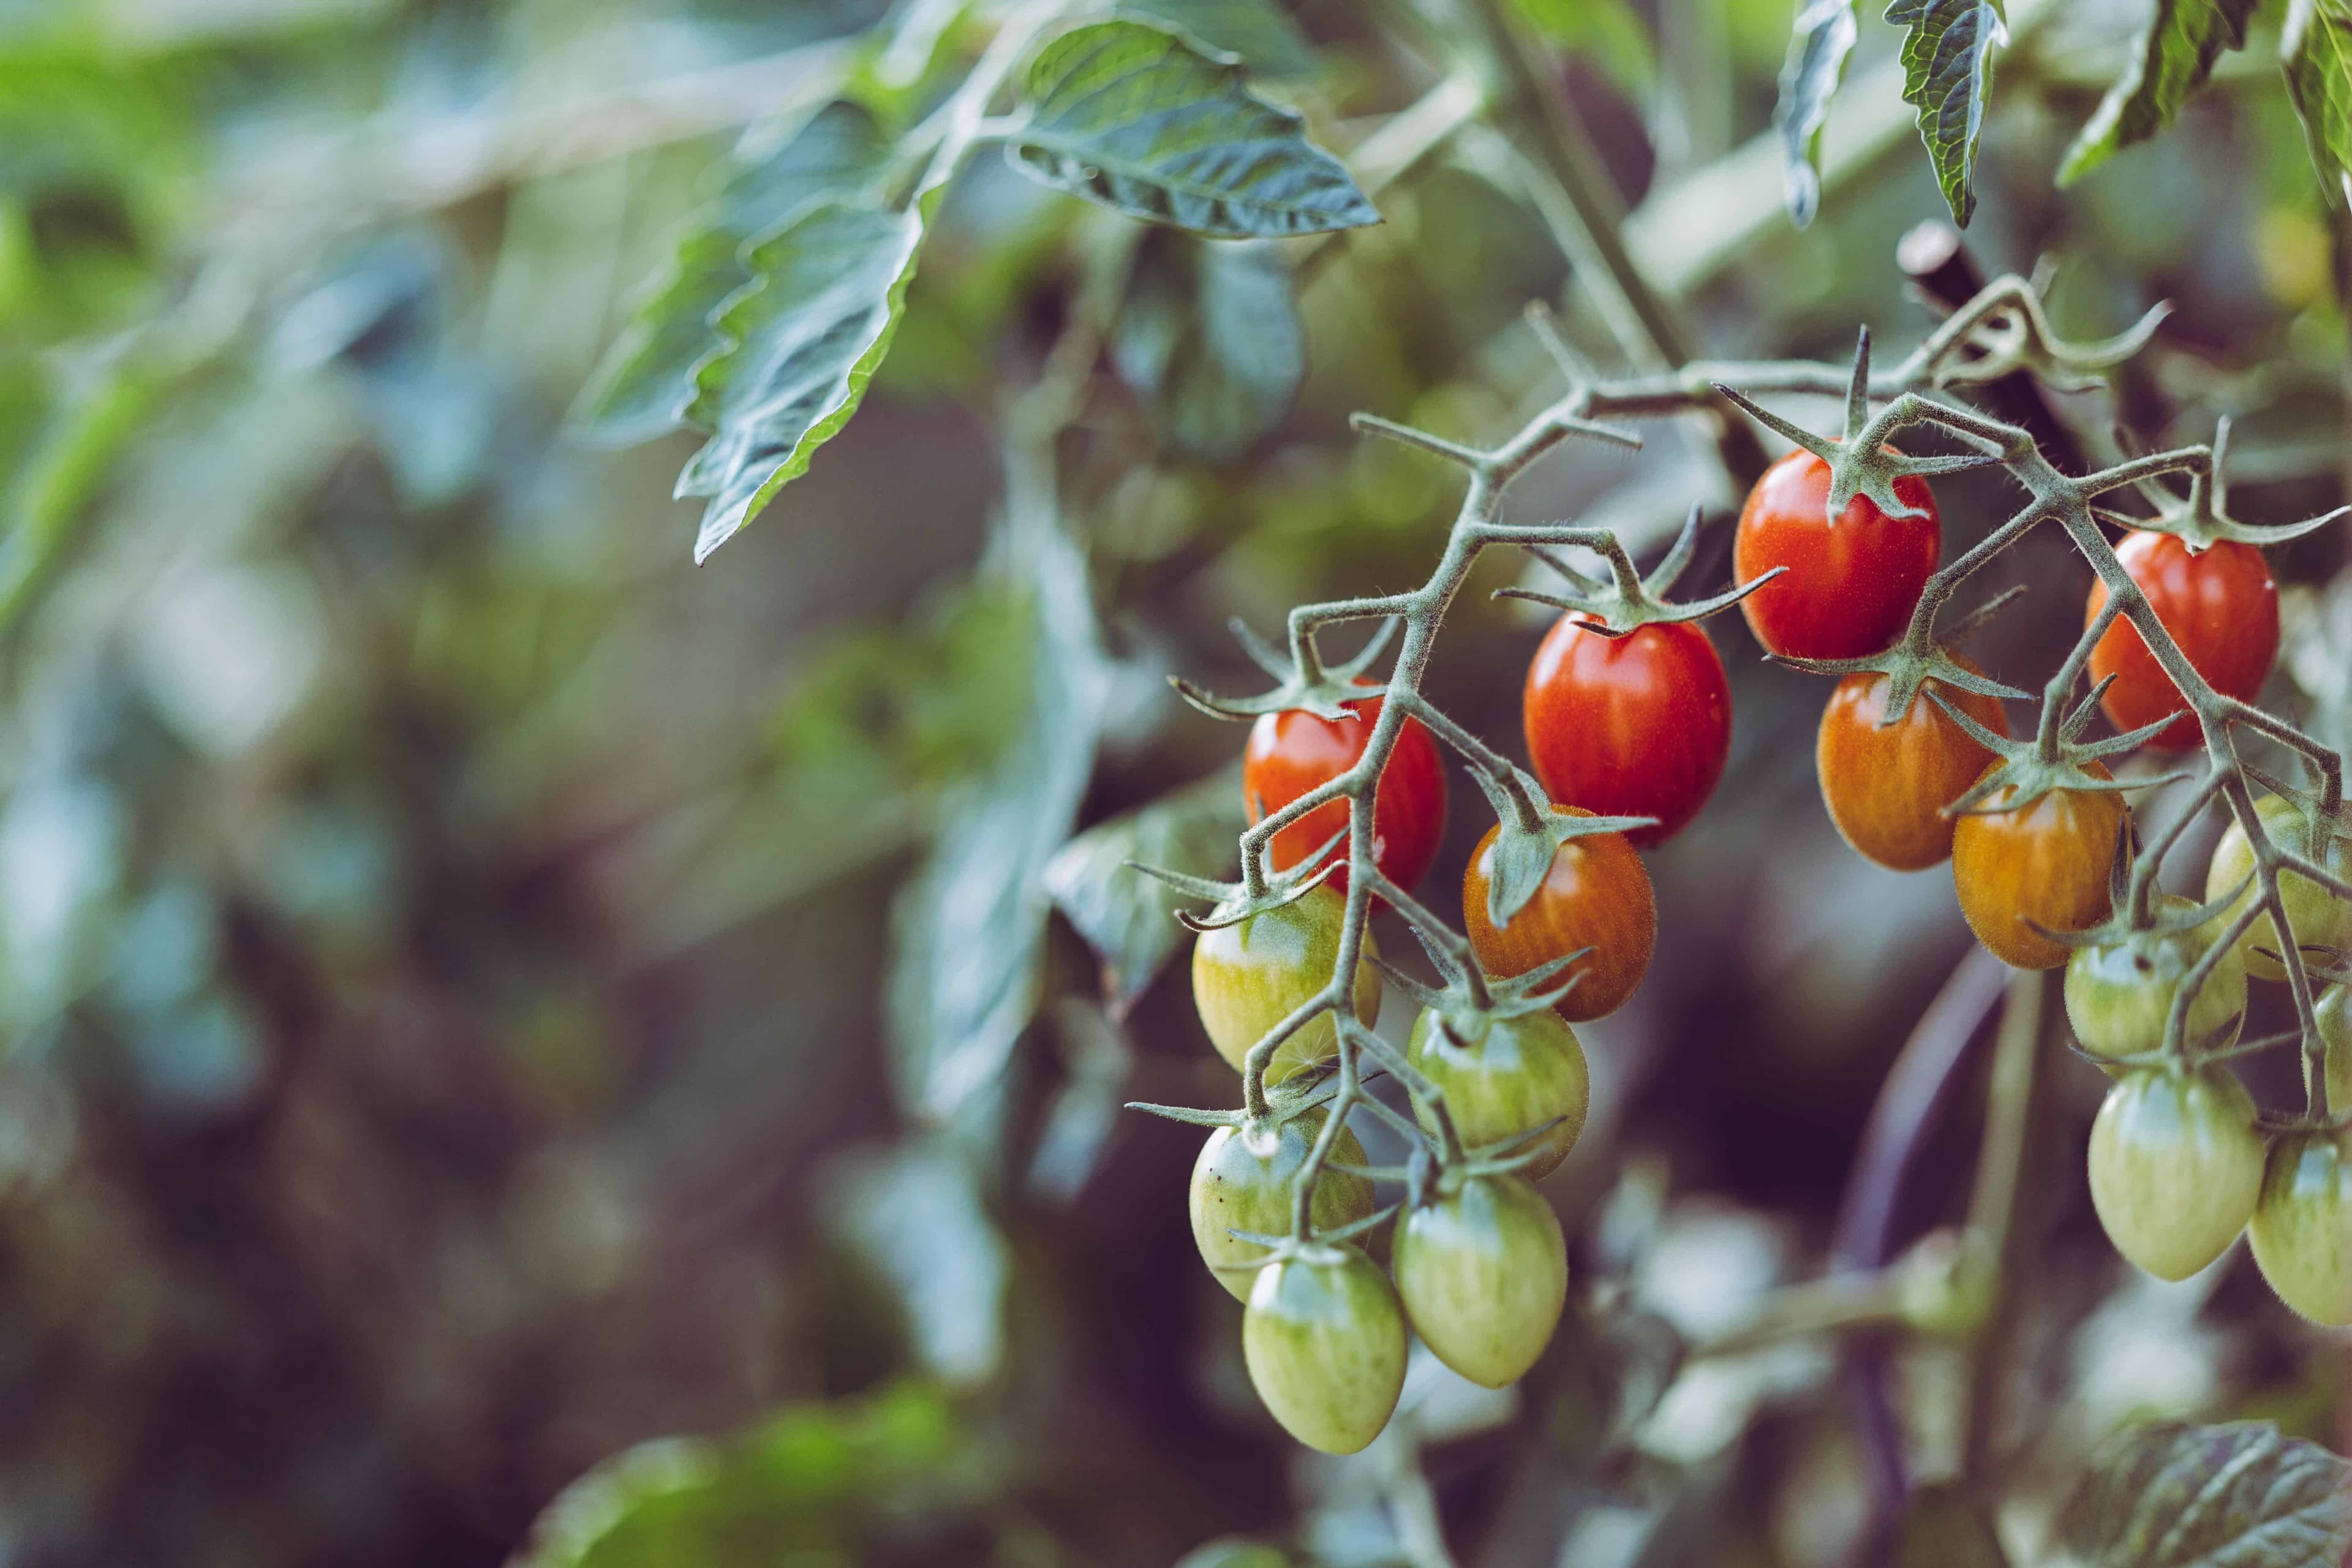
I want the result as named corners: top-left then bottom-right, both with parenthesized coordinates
top-left (2058, 0), bottom-right (2258, 184)
top-left (1885, 0), bottom-right (2008, 227)
top-left (1776, 0), bottom-right (1858, 227)
top-left (1041, 763), bottom-right (1243, 1016)
top-left (1005, 19), bottom-right (1379, 238)
top-left (574, 100), bottom-right (891, 448)
top-left (2284, 0), bottom-right (2352, 209)
top-left (2054, 1420), bottom-right (2352, 1567)
top-left (1111, 231), bottom-right (1303, 463)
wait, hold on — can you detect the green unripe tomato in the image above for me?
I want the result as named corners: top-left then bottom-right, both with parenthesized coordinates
top-left (2321, 986), bottom-right (2352, 1116)
top-left (1242, 1242), bottom-right (1408, 1453)
top-left (2062, 895), bottom-right (2247, 1060)
top-left (2248, 1131), bottom-right (2352, 1326)
top-left (2204, 795), bottom-right (2352, 984)
top-left (1390, 1174), bottom-right (1567, 1389)
top-left (1404, 1006), bottom-right (1589, 1179)
top-left (1189, 1110), bottom-right (1375, 1302)
top-left (1191, 885), bottom-right (1381, 1083)
top-left (2087, 1066), bottom-right (2264, 1281)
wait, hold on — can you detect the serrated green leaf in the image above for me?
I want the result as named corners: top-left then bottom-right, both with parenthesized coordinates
top-left (1111, 231), bottom-right (1303, 462)
top-left (2284, 0), bottom-right (2352, 209)
top-left (1041, 764), bottom-right (1243, 1016)
top-left (573, 101), bottom-right (891, 448)
top-left (1123, 0), bottom-right (1316, 77)
top-left (2058, 0), bottom-right (2258, 184)
top-left (674, 196), bottom-right (930, 562)
top-left (1885, 0), bottom-right (2008, 227)
top-left (1005, 19), bottom-right (1379, 238)
top-left (1776, 0), bottom-right (1859, 227)
top-left (2054, 1420), bottom-right (2352, 1568)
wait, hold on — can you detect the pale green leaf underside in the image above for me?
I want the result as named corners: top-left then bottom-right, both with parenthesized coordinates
top-left (2059, 0), bottom-right (2258, 184)
top-left (572, 102), bottom-right (890, 448)
top-left (1006, 19), bottom-right (1380, 239)
top-left (675, 198), bottom-right (930, 563)
top-left (1776, 0), bottom-right (1860, 228)
top-left (1885, 0), bottom-right (2008, 227)
top-left (2284, 0), bottom-right (2352, 209)
top-left (2055, 1420), bottom-right (2352, 1568)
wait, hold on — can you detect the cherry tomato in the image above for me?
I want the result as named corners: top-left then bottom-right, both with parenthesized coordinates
top-left (2203, 794), bottom-right (2352, 984)
top-left (1242, 1242), bottom-right (1408, 1453)
top-left (2063, 894), bottom-right (2247, 1060)
top-left (1950, 763), bottom-right (2125, 970)
top-left (1404, 1006), bottom-right (1589, 1179)
top-left (1523, 616), bottom-right (1729, 848)
top-left (2087, 1066), bottom-right (2264, 1281)
top-left (2086, 532), bottom-right (2277, 753)
top-left (2248, 1131), bottom-right (2352, 1325)
top-left (1733, 448), bottom-right (1941, 660)
top-left (1191, 885), bottom-right (1382, 1084)
top-left (1189, 1110), bottom-right (1375, 1302)
top-left (1391, 1174), bottom-right (1567, 1389)
top-left (1245, 690), bottom-right (1447, 895)
top-left (2321, 987), bottom-right (2351, 1114)
top-left (1815, 657), bottom-right (2008, 871)
top-left (1463, 807), bottom-right (1656, 1023)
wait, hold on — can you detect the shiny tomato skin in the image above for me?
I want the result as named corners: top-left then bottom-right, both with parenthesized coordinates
top-left (1189, 1111), bottom-right (1376, 1302)
top-left (1242, 1243), bottom-right (1409, 1452)
top-left (2062, 894), bottom-right (2247, 1061)
top-left (1245, 692), bottom-right (1447, 895)
top-left (1191, 885), bottom-right (1382, 1084)
top-left (2322, 987), bottom-right (2352, 1114)
top-left (1950, 762), bottom-right (2126, 970)
top-left (2248, 1131), bottom-right (2352, 1325)
top-left (1523, 616), bottom-right (1730, 848)
top-left (1404, 1006), bottom-right (1589, 1179)
top-left (1390, 1174), bottom-right (1567, 1389)
top-left (2086, 533), bottom-right (2277, 753)
top-left (1734, 448), bottom-right (1942, 660)
top-left (1815, 658), bottom-right (2008, 871)
top-left (1463, 807), bottom-right (1656, 1023)
top-left (2087, 1066), bottom-right (2264, 1281)
top-left (2203, 794), bottom-right (2352, 984)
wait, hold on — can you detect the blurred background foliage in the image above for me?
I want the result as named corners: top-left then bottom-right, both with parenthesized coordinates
top-left (0, 0), bottom-right (2347, 1564)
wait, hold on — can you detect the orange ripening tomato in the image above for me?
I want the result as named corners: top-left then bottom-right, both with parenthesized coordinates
top-left (1816, 657), bottom-right (2008, 871)
top-left (1950, 762), bottom-right (2126, 970)
top-left (2085, 532), bottom-right (2276, 752)
top-left (1245, 690), bottom-right (1447, 895)
top-left (1463, 807), bottom-right (1656, 1022)
top-left (1523, 616), bottom-right (1730, 848)
top-left (1733, 448), bottom-right (1941, 661)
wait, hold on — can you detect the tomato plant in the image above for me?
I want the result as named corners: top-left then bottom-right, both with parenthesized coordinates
top-left (2203, 794), bottom-right (2352, 984)
top-left (2248, 1133), bottom-right (2352, 1326)
top-left (2086, 1066), bottom-right (2265, 1281)
top-left (1191, 885), bottom-right (1381, 1083)
top-left (1815, 660), bottom-right (2008, 871)
top-left (1404, 1005), bottom-right (1589, 1179)
top-left (1950, 764), bottom-right (2127, 970)
top-left (1733, 449), bottom-right (1940, 661)
top-left (1241, 1243), bottom-right (1409, 1454)
top-left (1189, 1112), bottom-right (1374, 1302)
top-left (1523, 615), bottom-right (1729, 848)
top-left (1461, 807), bottom-right (1656, 1022)
top-left (1390, 1173), bottom-right (1568, 1389)
top-left (2086, 533), bottom-right (2277, 752)
top-left (2063, 895), bottom-right (2247, 1060)
top-left (1245, 691), bottom-right (1447, 892)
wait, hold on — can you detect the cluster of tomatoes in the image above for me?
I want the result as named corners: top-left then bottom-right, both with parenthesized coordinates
top-left (1179, 445), bottom-right (2352, 1456)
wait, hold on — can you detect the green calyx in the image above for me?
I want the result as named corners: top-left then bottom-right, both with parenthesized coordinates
top-left (1171, 614), bottom-right (1399, 723)
top-left (2094, 417), bottom-right (2350, 554)
top-left (1496, 502), bottom-right (1782, 635)
top-left (1768, 587), bottom-right (2031, 726)
top-left (1927, 674), bottom-right (2182, 819)
top-left (1128, 824), bottom-right (1348, 932)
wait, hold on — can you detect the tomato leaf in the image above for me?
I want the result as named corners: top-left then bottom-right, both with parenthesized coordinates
top-left (1775, 0), bottom-right (1859, 228)
top-left (1004, 19), bottom-right (1380, 239)
top-left (2057, 0), bottom-right (2258, 185)
top-left (2053, 1419), bottom-right (2352, 1567)
top-left (2284, 0), bottom-right (2352, 209)
top-left (1042, 764), bottom-right (1244, 1017)
top-left (1885, 0), bottom-right (2008, 228)
top-left (1111, 232), bottom-right (1304, 463)
top-left (573, 101), bottom-right (891, 448)
top-left (1122, 0), bottom-right (1316, 78)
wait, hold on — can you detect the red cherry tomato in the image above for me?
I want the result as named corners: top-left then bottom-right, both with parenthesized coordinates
top-left (1734, 449), bottom-right (1941, 660)
top-left (2086, 532), bottom-right (2277, 752)
top-left (1245, 690), bottom-right (1447, 895)
top-left (1523, 617), bottom-right (1729, 848)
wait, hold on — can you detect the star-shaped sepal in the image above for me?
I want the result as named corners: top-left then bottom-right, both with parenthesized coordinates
top-left (1765, 584), bottom-right (2032, 723)
top-left (2094, 417), bottom-right (2350, 554)
top-left (1494, 503), bottom-right (1785, 636)
top-left (1170, 616), bottom-right (1399, 723)
top-left (1126, 823), bottom-right (1349, 933)
top-left (1928, 671), bottom-right (2196, 819)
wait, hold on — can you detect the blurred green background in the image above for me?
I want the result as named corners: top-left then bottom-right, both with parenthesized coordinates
top-left (1, 1), bottom-right (2347, 1564)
